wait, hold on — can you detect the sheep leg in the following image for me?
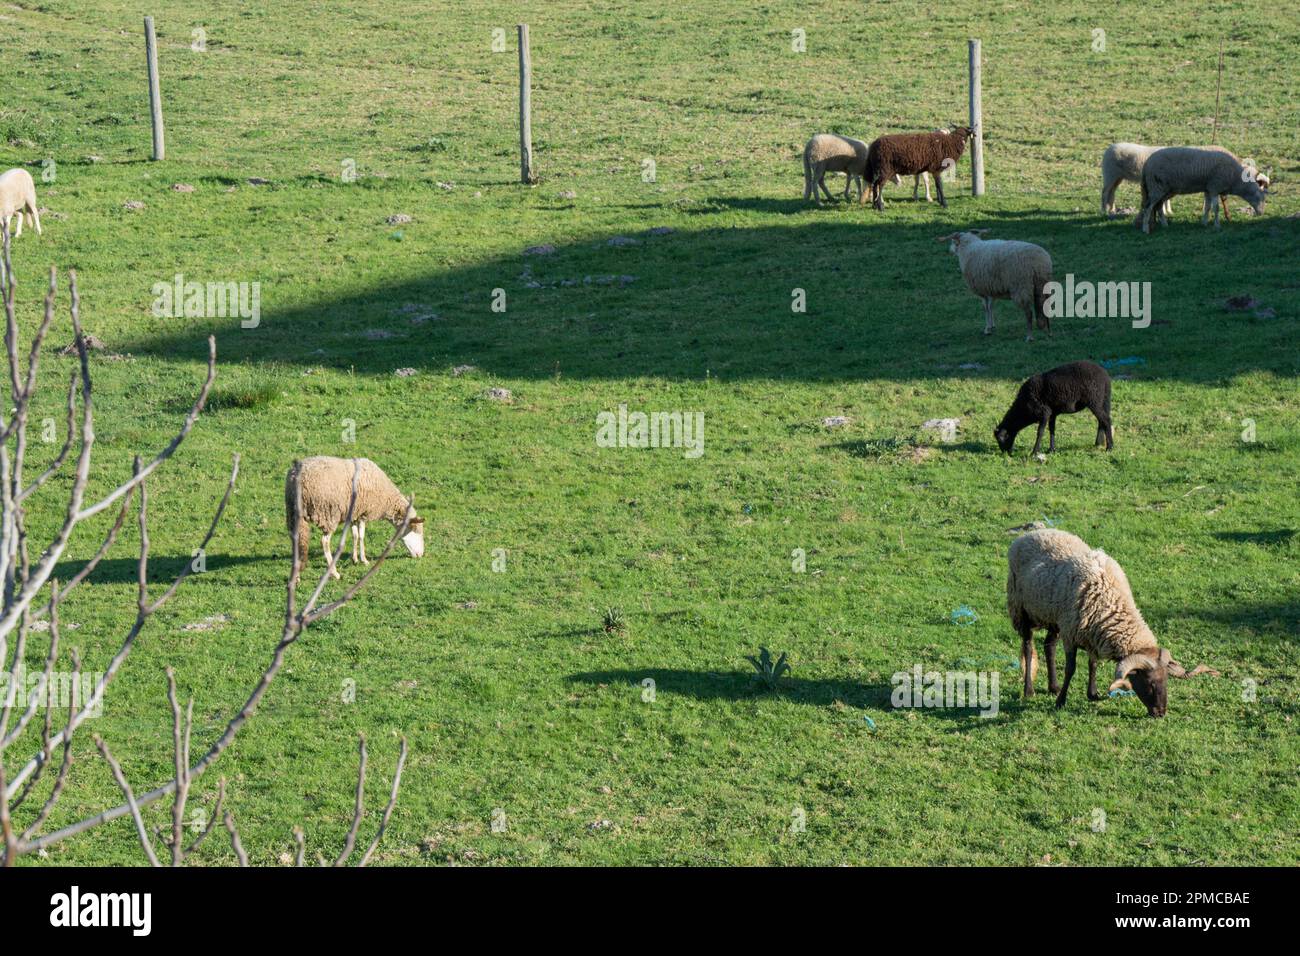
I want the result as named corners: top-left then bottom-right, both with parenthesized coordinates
top-left (982, 297), bottom-right (994, 335)
top-left (27, 202), bottom-right (41, 235)
top-left (1047, 414), bottom-right (1057, 452)
top-left (1018, 622), bottom-right (1037, 697)
top-left (1101, 176), bottom-right (1120, 216)
top-left (1086, 654), bottom-right (1103, 701)
top-left (1055, 646), bottom-right (1078, 709)
top-left (322, 532), bottom-right (342, 579)
top-left (12, 211), bottom-right (21, 238)
top-left (815, 163), bottom-right (835, 203)
top-left (934, 172), bottom-right (947, 208)
top-left (1021, 299), bottom-right (1036, 342)
top-left (358, 519), bottom-right (369, 564)
top-left (1044, 626), bottom-right (1061, 694)
top-left (1030, 413), bottom-right (1049, 455)
top-left (1220, 195), bottom-right (1232, 223)
top-left (1200, 193), bottom-right (1214, 226)
top-left (923, 173), bottom-right (932, 202)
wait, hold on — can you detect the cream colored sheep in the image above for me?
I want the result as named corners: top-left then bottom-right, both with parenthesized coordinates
top-left (285, 456), bottom-right (424, 579)
top-left (1007, 528), bottom-right (1213, 716)
top-left (1102, 142), bottom-right (1267, 221)
top-left (936, 230), bottom-right (1053, 341)
top-left (802, 134), bottom-right (870, 202)
top-left (0, 168), bottom-right (41, 239)
top-left (1139, 146), bottom-right (1268, 232)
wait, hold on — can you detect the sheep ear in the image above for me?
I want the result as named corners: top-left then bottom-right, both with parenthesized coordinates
top-left (971, 228), bottom-right (991, 236)
top-left (935, 233), bottom-right (956, 242)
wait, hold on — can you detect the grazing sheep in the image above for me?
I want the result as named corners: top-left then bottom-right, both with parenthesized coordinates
top-left (1007, 529), bottom-right (1214, 716)
top-left (285, 456), bottom-right (424, 579)
top-left (937, 230), bottom-right (1053, 340)
top-left (802, 134), bottom-right (871, 202)
top-left (994, 360), bottom-right (1113, 455)
top-left (1101, 142), bottom-right (1267, 221)
top-left (0, 168), bottom-right (41, 239)
top-left (865, 126), bottom-right (971, 209)
top-left (1138, 146), bottom-right (1268, 233)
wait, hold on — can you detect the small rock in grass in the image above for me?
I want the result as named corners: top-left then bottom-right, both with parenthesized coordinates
top-left (363, 329), bottom-right (396, 340)
top-left (456, 601), bottom-right (478, 610)
top-left (1225, 294), bottom-right (1259, 311)
top-left (58, 334), bottom-right (107, 355)
top-left (485, 387), bottom-right (512, 402)
top-left (85, 155), bottom-right (102, 164)
top-left (607, 235), bottom-right (640, 247)
top-left (587, 819), bottom-right (615, 831)
top-left (524, 243), bottom-right (555, 256)
top-left (171, 183), bottom-right (194, 192)
top-left (394, 367), bottom-right (417, 377)
top-left (921, 418), bottom-right (960, 442)
top-left (386, 213), bottom-right (413, 225)
top-left (435, 181), bottom-right (454, 191)
top-left (182, 613), bottom-right (231, 632)
top-left (452, 364), bottom-right (476, 376)
top-left (556, 190), bottom-right (577, 200)
top-left (821, 416), bottom-right (851, 428)
top-left (646, 226), bottom-right (674, 236)
top-left (247, 177), bottom-right (270, 186)
top-left (122, 200), bottom-right (145, 211)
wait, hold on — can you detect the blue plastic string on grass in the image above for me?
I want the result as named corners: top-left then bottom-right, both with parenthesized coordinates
top-left (1100, 356), bottom-right (1146, 370)
top-left (1108, 688), bottom-right (1135, 698)
top-left (950, 605), bottom-right (979, 626)
top-left (863, 715), bottom-right (876, 730)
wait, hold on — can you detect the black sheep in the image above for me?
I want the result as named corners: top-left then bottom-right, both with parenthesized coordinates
top-left (994, 361), bottom-right (1114, 455)
top-left (864, 127), bottom-right (972, 210)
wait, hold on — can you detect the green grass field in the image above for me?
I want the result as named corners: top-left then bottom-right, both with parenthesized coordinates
top-left (2, 0), bottom-right (1297, 865)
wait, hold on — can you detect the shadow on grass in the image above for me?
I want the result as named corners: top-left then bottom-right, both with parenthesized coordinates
top-left (52, 554), bottom-right (278, 586)
top-left (119, 214), bottom-right (1299, 384)
top-left (1188, 598), bottom-right (1300, 637)
top-left (1211, 529), bottom-right (1295, 546)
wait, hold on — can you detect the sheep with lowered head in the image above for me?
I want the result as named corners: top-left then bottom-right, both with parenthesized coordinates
top-left (994, 360), bottom-right (1113, 456)
top-left (803, 134), bottom-right (871, 202)
top-left (1138, 146), bottom-right (1268, 233)
top-left (937, 230), bottom-right (1053, 341)
top-left (1102, 142), bottom-right (1268, 221)
top-left (0, 168), bottom-right (42, 239)
top-left (1007, 528), bottom-right (1215, 716)
top-left (285, 456), bottom-right (424, 579)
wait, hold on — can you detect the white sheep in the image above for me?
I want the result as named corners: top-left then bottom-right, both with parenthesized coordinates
top-left (285, 456), bottom-right (424, 579)
top-left (936, 230), bottom-right (1053, 341)
top-left (1007, 528), bottom-right (1214, 716)
top-left (1138, 146), bottom-right (1268, 232)
top-left (802, 134), bottom-right (870, 202)
top-left (0, 168), bottom-right (42, 239)
top-left (1103, 143), bottom-right (1268, 224)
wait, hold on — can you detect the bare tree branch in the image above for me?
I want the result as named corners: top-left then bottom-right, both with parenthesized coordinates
top-left (334, 734), bottom-right (368, 866)
top-left (358, 735), bottom-right (408, 867)
top-left (94, 734), bottom-right (160, 867)
top-left (223, 803), bottom-right (248, 867)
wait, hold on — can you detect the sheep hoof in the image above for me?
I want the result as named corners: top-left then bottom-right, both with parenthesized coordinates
top-left (1087, 691), bottom-right (1105, 702)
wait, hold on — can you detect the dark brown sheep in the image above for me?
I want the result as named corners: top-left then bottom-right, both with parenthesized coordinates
top-left (864, 127), bottom-right (972, 210)
top-left (994, 361), bottom-right (1113, 455)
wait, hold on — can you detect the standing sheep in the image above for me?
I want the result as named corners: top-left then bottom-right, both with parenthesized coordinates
top-left (285, 456), bottom-right (424, 579)
top-left (994, 361), bottom-right (1113, 455)
top-left (937, 230), bottom-right (1053, 341)
top-left (864, 126), bottom-right (971, 209)
top-left (0, 168), bottom-right (42, 239)
top-left (1007, 529), bottom-right (1214, 716)
top-left (1101, 142), bottom-right (1267, 220)
top-left (1138, 146), bottom-right (1268, 233)
top-left (802, 134), bottom-right (871, 202)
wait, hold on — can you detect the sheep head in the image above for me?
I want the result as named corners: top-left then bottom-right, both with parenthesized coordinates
top-left (401, 516), bottom-right (426, 558)
top-left (935, 229), bottom-right (989, 255)
top-left (1109, 649), bottom-right (1171, 717)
